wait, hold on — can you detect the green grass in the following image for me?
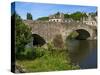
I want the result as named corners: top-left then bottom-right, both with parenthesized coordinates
top-left (16, 47), bottom-right (80, 72)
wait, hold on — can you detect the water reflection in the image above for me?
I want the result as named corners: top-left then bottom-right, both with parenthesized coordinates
top-left (67, 40), bottom-right (97, 69)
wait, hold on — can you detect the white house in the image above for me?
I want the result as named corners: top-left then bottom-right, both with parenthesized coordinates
top-left (49, 12), bottom-right (64, 22)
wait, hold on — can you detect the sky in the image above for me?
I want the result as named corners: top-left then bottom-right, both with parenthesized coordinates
top-left (11, 2), bottom-right (97, 20)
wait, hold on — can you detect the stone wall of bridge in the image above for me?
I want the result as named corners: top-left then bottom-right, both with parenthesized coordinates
top-left (24, 20), bottom-right (97, 43)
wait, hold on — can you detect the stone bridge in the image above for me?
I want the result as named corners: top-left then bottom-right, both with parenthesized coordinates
top-left (24, 20), bottom-right (97, 45)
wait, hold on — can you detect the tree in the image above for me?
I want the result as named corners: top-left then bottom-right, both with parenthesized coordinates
top-left (64, 14), bottom-right (70, 19)
top-left (70, 12), bottom-right (86, 21)
top-left (64, 12), bottom-right (88, 20)
top-left (11, 13), bottom-right (32, 59)
top-left (27, 13), bottom-right (33, 20)
top-left (37, 17), bottom-right (49, 21)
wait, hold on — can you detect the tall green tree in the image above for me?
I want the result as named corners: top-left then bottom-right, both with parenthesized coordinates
top-left (12, 13), bottom-right (32, 58)
top-left (64, 14), bottom-right (70, 19)
top-left (37, 17), bottom-right (49, 21)
top-left (71, 12), bottom-right (87, 21)
top-left (27, 13), bottom-right (33, 20)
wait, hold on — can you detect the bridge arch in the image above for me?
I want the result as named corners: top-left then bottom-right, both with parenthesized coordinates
top-left (64, 25), bottom-right (94, 40)
top-left (74, 29), bottom-right (90, 40)
top-left (32, 34), bottom-right (46, 46)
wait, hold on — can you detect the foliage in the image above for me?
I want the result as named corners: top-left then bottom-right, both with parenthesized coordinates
top-left (27, 13), bottom-right (33, 20)
top-left (11, 13), bottom-right (32, 59)
top-left (55, 11), bottom-right (88, 20)
top-left (68, 12), bottom-right (87, 21)
top-left (17, 46), bottom-right (80, 72)
top-left (64, 14), bottom-right (70, 18)
top-left (64, 12), bottom-right (88, 20)
top-left (33, 47), bottom-right (45, 57)
top-left (36, 11), bottom-right (96, 22)
top-left (18, 47), bottom-right (45, 60)
top-left (46, 42), bottom-right (54, 51)
top-left (37, 17), bottom-right (49, 21)
top-left (16, 40), bottom-right (80, 72)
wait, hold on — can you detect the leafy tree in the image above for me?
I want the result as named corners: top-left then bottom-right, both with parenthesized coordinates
top-left (64, 14), bottom-right (70, 19)
top-left (37, 17), bottom-right (49, 21)
top-left (11, 13), bottom-right (32, 59)
top-left (27, 13), bottom-right (33, 20)
top-left (64, 12), bottom-right (87, 21)
top-left (70, 12), bottom-right (87, 21)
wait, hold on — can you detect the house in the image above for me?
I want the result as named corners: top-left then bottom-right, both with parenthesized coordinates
top-left (49, 12), bottom-right (64, 22)
top-left (83, 13), bottom-right (97, 26)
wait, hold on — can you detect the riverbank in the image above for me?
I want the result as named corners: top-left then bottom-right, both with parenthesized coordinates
top-left (16, 47), bottom-right (80, 72)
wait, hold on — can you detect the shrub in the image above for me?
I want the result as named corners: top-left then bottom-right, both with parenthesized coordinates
top-left (11, 13), bottom-right (32, 59)
top-left (33, 47), bottom-right (45, 57)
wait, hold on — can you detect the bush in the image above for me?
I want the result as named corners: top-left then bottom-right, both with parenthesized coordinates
top-left (16, 46), bottom-right (46, 60)
top-left (33, 47), bottom-right (45, 57)
top-left (11, 13), bottom-right (32, 59)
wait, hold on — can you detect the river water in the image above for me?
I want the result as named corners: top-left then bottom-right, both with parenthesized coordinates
top-left (66, 40), bottom-right (97, 69)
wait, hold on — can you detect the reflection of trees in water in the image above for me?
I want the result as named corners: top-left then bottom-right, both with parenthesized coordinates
top-left (67, 40), bottom-right (97, 65)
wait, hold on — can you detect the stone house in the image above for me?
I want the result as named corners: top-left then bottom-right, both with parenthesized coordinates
top-left (83, 13), bottom-right (97, 26)
top-left (49, 12), bottom-right (64, 22)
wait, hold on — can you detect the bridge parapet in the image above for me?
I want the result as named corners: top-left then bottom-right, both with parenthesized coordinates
top-left (23, 20), bottom-right (97, 42)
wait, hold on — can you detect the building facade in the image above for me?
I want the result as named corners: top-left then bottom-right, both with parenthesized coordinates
top-left (49, 12), bottom-right (64, 22)
top-left (83, 13), bottom-right (97, 26)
